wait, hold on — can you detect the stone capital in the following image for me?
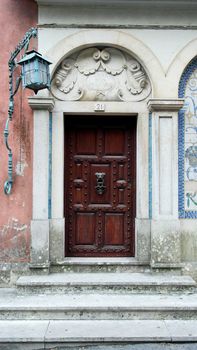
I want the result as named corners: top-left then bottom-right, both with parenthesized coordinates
top-left (28, 96), bottom-right (55, 111)
top-left (147, 98), bottom-right (184, 112)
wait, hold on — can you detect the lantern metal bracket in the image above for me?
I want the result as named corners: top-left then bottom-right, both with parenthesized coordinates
top-left (4, 27), bottom-right (37, 195)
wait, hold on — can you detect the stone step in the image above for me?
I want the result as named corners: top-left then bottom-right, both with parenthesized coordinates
top-left (1, 319), bottom-right (197, 348)
top-left (50, 257), bottom-right (150, 273)
top-left (1, 288), bottom-right (197, 320)
top-left (16, 272), bottom-right (196, 294)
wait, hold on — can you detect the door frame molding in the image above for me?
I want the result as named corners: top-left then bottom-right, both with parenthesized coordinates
top-left (29, 98), bottom-right (151, 267)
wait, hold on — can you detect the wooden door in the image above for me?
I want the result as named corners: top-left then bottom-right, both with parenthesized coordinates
top-left (65, 116), bottom-right (136, 257)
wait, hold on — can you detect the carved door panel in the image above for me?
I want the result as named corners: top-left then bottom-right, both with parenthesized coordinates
top-left (65, 116), bottom-right (136, 257)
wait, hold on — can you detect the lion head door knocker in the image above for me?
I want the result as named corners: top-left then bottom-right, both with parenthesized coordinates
top-left (95, 172), bottom-right (106, 195)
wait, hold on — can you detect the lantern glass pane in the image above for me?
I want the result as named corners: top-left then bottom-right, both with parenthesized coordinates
top-left (39, 59), bottom-right (48, 85)
top-left (23, 61), bottom-right (36, 85)
top-left (20, 54), bottom-right (51, 91)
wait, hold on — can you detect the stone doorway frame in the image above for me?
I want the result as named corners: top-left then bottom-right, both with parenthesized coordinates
top-left (29, 98), bottom-right (150, 268)
top-left (28, 29), bottom-right (184, 270)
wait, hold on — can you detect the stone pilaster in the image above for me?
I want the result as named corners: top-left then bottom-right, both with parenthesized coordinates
top-left (148, 99), bottom-right (184, 269)
top-left (29, 96), bottom-right (55, 269)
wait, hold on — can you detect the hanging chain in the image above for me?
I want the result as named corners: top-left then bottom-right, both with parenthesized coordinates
top-left (4, 27), bottom-right (37, 195)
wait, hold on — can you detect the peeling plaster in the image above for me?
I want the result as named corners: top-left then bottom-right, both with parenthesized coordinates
top-left (15, 146), bottom-right (28, 177)
top-left (1, 218), bottom-right (27, 234)
top-left (0, 218), bottom-right (29, 262)
top-left (15, 160), bottom-right (28, 176)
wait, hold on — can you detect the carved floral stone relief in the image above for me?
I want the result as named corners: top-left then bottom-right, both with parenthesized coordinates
top-left (51, 47), bottom-right (151, 102)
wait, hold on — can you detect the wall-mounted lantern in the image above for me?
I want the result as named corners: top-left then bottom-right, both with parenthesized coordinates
top-left (18, 50), bottom-right (52, 94)
top-left (4, 28), bottom-right (52, 195)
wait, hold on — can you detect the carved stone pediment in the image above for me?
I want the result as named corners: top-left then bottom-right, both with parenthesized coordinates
top-left (51, 47), bottom-right (151, 102)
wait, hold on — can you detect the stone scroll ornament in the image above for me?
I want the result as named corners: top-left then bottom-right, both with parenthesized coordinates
top-left (51, 47), bottom-right (151, 102)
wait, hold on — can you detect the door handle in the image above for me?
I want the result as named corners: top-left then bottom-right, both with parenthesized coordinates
top-left (116, 180), bottom-right (127, 189)
top-left (95, 172), bottom-right (106, 195)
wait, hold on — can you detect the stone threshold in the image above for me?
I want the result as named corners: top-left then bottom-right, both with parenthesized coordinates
top-left (16, 272), bottom-right (196, 286)
top-left (56, 257), bottom-right (149, 266)
top-left (1, 320), bottom-right (197, 343)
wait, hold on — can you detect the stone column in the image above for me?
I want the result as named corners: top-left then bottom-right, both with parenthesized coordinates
top-left (28, 96), bottom-right (55, 269)
top-left (49, 111), bottom-right (65, 263)
top-left (148, 99), bottom-right (184, 269)
top-left (135, 111), bottom-right (151, 264)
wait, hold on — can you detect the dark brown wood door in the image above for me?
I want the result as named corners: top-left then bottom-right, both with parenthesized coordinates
top-left (65, 116), bottom-right (136, 257)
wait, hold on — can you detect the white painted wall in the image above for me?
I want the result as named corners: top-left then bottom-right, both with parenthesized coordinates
top-left (39, 28), bottom-right (197, 74)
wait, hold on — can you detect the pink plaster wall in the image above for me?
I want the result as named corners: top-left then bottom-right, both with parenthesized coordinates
top-left (0, 0), bottom-right (37, 262)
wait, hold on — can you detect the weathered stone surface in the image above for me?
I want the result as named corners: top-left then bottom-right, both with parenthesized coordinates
top-left (166, 320), bottom-right (197, 341)
top-left (1, 343), bottom-right (197, 350)
top-left (45, 320), bottom-right (171, 342)
top-left (49, 219), bottom-right (65, 264)
top-left (50, 257), bottom-right (150, 273)
top-left (1, 288), bottom-right (197, 321)
top-left (41, 344), bottom-right (197, 350)
top-left (151, 220), bottom-right (181, 268)
top-left (16, 272), bottom-right (196, 294)
top-left (30, 220), bottom-right (50, 268)
top-left (135, 218), bottom-right (151, 263)
top-left (0, 320), bottom-right (49, 342)
top-left (1, 315), bottom-right (197, 345)
top-left (0, 344), bottom-right (44, 350)
top-left (181, 221), bottom-right (197, 262)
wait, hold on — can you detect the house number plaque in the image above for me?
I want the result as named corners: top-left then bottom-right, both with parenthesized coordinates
top-left (94, 103), bottom-right (105, 112)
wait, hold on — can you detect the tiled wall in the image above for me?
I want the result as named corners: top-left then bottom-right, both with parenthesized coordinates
top-left (179, 57), bottom-right (197, 218)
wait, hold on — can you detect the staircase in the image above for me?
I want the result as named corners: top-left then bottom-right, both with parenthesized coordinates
top-left (1, 259), bottom-right (197, 349)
